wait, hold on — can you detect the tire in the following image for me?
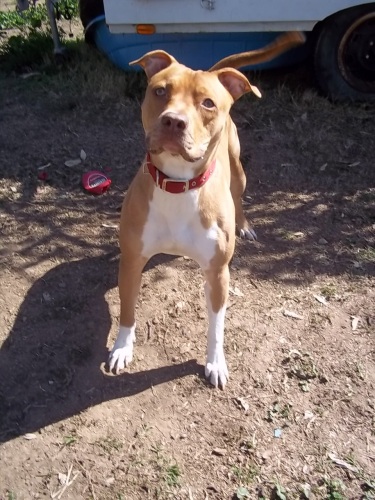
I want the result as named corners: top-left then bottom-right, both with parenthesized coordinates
top-left (314, 4), bottom-right (375, 101)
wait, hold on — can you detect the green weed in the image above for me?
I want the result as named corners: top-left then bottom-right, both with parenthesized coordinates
top-left (97, 437), bottom-right (123, 454)
top-left (325, 478), bottom-right (347, 500)
top-left (0, 0), bottom-right (79, 73)
top-left (164, 464), bottom-right (181, 487)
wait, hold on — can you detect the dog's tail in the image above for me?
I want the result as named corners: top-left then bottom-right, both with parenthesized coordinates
top-left (209, 31), bottom-right (306, 71)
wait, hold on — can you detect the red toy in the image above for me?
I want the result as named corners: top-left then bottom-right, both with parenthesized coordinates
top-left (82, 170), bottom-right (111, 195)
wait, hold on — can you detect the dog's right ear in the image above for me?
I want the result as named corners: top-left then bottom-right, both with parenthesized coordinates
top-left (130, 51), bottom-right (177, 80)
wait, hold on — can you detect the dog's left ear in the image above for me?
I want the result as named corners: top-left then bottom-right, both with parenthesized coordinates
top-left (130, 50), bottom-right (177, 80)
top-left (215, 68), bottom-right (262, 100)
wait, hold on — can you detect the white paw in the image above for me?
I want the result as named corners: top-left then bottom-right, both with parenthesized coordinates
top-left (205, 352), bottom-right (229, 389)
top-left (240, 227), bottom-right (257, 241)
top-left (108, 344), bottom-right (133, 374)
top-left (108, 325), bottom-right (135, 374)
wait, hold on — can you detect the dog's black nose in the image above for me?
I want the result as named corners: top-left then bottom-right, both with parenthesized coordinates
top-left (161, 112), bottom-right (188, 131)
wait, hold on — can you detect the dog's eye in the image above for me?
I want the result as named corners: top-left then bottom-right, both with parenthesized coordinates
top-left (202, 98), bottom-right (215, 109)
top-left (155, 87), bottom-right (166, 97)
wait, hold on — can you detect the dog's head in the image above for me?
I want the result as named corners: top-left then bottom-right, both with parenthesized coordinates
top-left (130, 51), bottom-right (260, 165)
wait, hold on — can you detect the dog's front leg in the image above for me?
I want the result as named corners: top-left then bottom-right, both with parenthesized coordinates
top-left (204, 265), bottom-right (230, 389)
top-left (109, 254), bottom-right (147, 374)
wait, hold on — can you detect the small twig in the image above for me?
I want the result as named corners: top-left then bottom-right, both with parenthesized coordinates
top-left (51, 464), bottom-right (80, 499)
top-left (75, 460), bottom-right (97, 500)
top-left (146, 320), bottom-right (153, 341)
top-left (67, 127), bottom-right (79, 138)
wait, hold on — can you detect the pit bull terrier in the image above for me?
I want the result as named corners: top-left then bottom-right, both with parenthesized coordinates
top-left (109, 32), bottom-right (305, 388)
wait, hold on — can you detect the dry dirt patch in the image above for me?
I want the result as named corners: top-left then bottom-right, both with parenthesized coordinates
top-left (0, 42), bottom-right (374, 499)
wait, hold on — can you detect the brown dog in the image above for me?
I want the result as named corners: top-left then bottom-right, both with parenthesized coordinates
top-left (109, 32), bottom-right (305, 388)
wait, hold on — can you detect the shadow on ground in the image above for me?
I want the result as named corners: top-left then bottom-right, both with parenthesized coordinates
top-left (0, 253), bottom-right (202, 443)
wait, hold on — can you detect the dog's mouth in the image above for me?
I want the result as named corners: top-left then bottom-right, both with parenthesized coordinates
top-left (146, 134), bottom-right (208, 163)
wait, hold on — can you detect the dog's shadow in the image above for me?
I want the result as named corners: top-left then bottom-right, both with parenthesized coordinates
top-left (0, 253), bottom-right (202, 443)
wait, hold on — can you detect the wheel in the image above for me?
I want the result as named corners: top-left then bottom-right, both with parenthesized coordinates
top-left (314, 4), bottom-right (375, 101)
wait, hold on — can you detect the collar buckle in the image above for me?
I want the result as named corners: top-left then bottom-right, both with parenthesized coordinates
top-left (161, 178), bottom-right (189, 192)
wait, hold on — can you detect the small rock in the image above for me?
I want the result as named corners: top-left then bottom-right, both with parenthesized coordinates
top-left (212, 447), bottom-right (227, 456)
top-left (261, 449), bottom-right (272, 461)
top-left (318, 238), bottom-right (328, 245)
top-left (105, 477), bottom-right (115, 486)
top-left (180, 343), bottom-right (191, 354)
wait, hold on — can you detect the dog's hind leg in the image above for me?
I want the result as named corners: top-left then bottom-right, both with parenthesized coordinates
top-left (228, 120), bottom-right (257, 240)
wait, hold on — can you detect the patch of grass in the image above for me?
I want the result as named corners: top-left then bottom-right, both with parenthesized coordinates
top-left (150, 442), bottom-right (181, 489)
top-left (164, 463), bottom-right (181, 487)
top-left (266, 401), bottom-right (292, 423)
top-left (0, 4), bottom-right (48, 31)
top-left (6, 492), bottom-right (17, 500)
top-left (0, 0), bottom-right (79, 74)
top-left (357, 247), bottom-right (375, 263)
top-left (63, 434), bottom-right (77, 446)
top-left (325, 478), bottom-right (347, 500)
top-left (96, 436), bottom-right (123, 454)
top-left (232, 463), bottom-right (259, 486)
top-left (0, 30), bottom-right (55, 73)
top-left (320, 283), bottom-right (337, 299)
top-left (0, 1), bottom-right (78, 31)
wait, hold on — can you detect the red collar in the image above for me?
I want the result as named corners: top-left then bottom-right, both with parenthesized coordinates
top-left (144, 153), bottom-right (216, 194)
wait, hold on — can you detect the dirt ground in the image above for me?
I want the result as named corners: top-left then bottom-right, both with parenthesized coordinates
top-left (0, 11), bottom-right (375, 500)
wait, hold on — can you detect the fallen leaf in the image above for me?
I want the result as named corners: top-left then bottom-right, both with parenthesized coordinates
top-left (229, 286), bottom-right (244, 297)
top-left (313, 294), bottom-right (328, 306)
top-left (304, 410), bottom-right (314, 420)
top-left (302, 483), bottom-right (311, 499)
top-left (236, 486), bottom-right (250, 499)
top-left (37, 163), bottom-right (51, 170)
top-left (101, 223), bottom-right (119, 229)
top-left (283, 310), bottom-right (304, 320)
top-left (64, 159), bottom-right (81, 167)
top-left (235, 397), bottom-right (250, 413)
top-left (23, 433), bottom-right (37, 440)
top-left (328, 452), bottom-right (358, 472)
top-left (20, 72), bottom-right (41, 79)
top-left (80, 149), bottom-right (87, 161)
top-left (351, 316), bottom-right (360, 331)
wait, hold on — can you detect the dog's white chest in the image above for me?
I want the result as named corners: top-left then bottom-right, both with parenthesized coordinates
top-left (141, 188), bottom-right (218, 270)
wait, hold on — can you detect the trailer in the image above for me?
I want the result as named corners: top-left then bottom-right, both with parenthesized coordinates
top-left (82, 0), bottom-right (375, 101)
